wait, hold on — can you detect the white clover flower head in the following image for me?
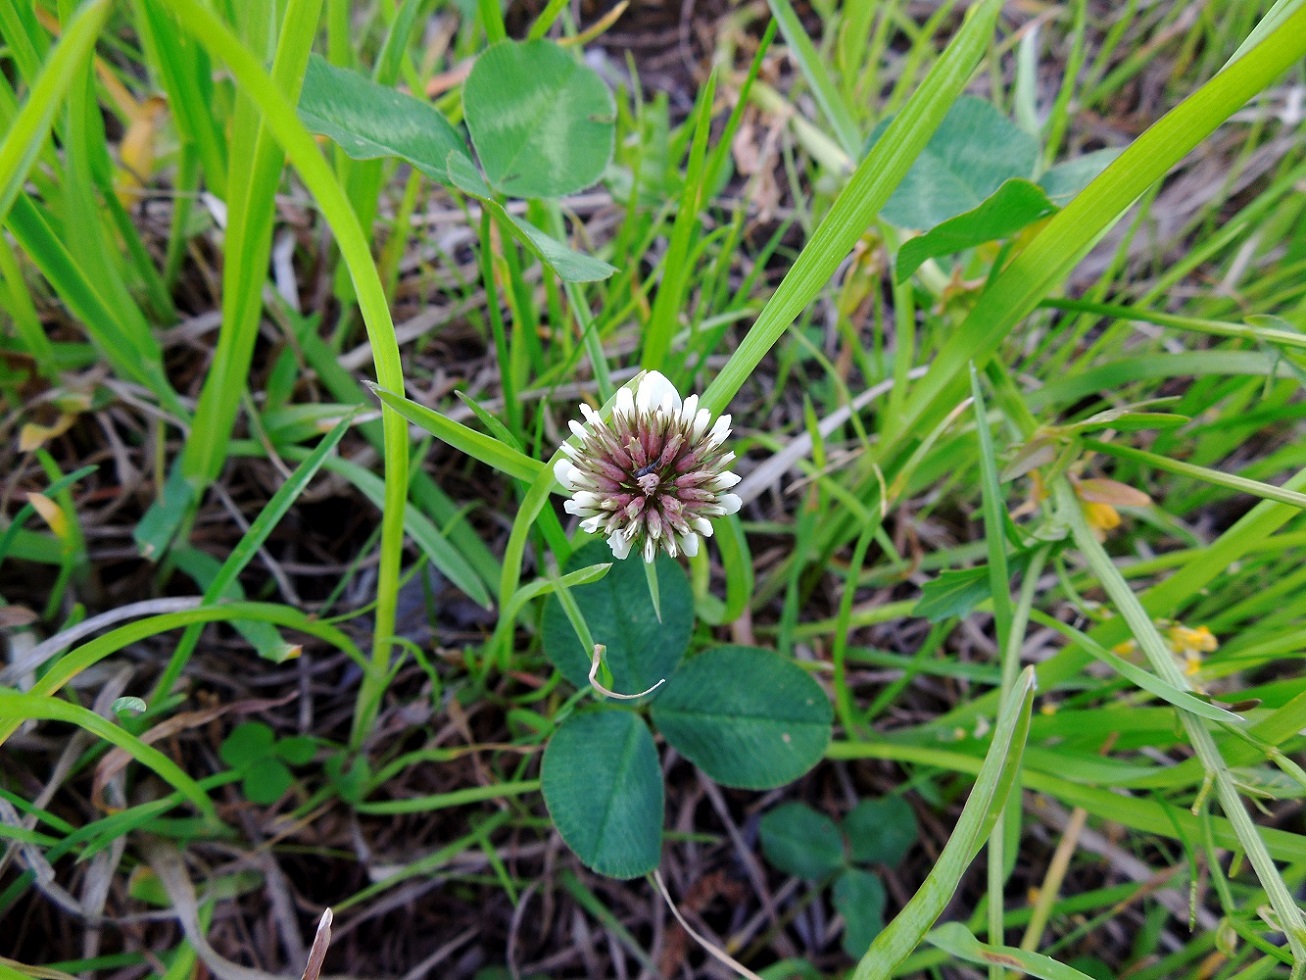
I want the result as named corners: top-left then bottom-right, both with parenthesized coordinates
top-left (554, 371), bottom-right (741, 563)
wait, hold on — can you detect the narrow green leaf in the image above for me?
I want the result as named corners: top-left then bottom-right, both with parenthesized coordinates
top-left (850, 668), bottom-right (1036, 979)
top-left (884, 6), bottom-right (1306, 455)
top-left (0, 689), bottom-right (216, 821)
top-left (368, 383), bottom-right (544, 483)
top-left (928, 922), bottom-right (1099, 980)
top-left (0, 0), bottom-right (111, 226)
top-left (1083, 437), bottom-right (1306, 511)
top-left (700, 0), bottom-right (1005, 417)
top-left (766, 0), bottom-right (861, 159)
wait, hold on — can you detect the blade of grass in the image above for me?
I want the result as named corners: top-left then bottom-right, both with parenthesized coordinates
top-left (0, 0), bottom-right (110, 226)
top-left (1053, 477), bottom-right (1306, 972)
top-left (177, 0), bottom-right (322, 499)
top-left (0, 690), bottom-right (217, 822)
top-left (700, 0), bottom-right (1005, 418)
top-left (766, 0), bottom-right (861, 159)
top-left (850, 667), bottom-right (1036, 978)
top-left (148, 414), bottom-right (357, 703)
top-left (643, 71), bottom-right (717, 371)
top-left (929, 922), bottom-right (1098, 980)
top-left (163, 0), bottom-right (412, 749)
top-left (367, 385), bottom-right (544, 484)
top-left (880, 5), bottom-right (1306, 458)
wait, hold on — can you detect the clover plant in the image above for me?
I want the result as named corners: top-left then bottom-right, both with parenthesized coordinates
top-left (219, 721), bottom-right (316, 805)
top-left (760, 796), bottom-right (918, 956)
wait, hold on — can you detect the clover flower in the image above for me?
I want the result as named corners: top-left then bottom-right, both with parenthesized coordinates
top-left (554, 371), bottom-right (741, 562)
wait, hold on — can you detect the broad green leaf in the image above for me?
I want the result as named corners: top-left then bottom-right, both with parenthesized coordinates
top-left (876, 97), bottom-right (1038, 230)
top-left (927, 922), bottom-right (1100, 980)
top-left (541, 541), bottom-right (692, 696)
top-left (242, 757), bottom-right (292, 805)
top-left (896, 178), bottom-right (1058, 283)
top-left (541, 710), bottom-right (662, 879)
top-left (463, 39), bottom-right (615, 198)
top-left (843, 796), bottom-right (918, 866)
top-left (759, 802), bottom-right (846, 880)
top-left (650, 645), bottom-right (832, 789)
top-left (446, 152), bottom-right (616, 282)
top-left (1038, 148), bottom-right (1123, 205)
top-left (297, 54), bottom-right (469, 181)
top-left (220, 721), bottom-right (275, 768)
top-left (276, 736), bottom-right (317, 766)
top-left (834, 868), bottom-right (887, 957)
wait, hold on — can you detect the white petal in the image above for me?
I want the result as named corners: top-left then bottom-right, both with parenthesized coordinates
top-left (707, 414), bottom-right (732, 447)
top-left (579, 404), bottom-right (603, 428)
top-left (691, 517), bottom-right (714, 537)
top-left (559, 442), bottom-right (579, 460)
top-left (679, 394), bottom-right (699, 427)
top-left (719, 493), bottom-right (742, 515)
top-left (637, 370), bottom-right (681, 416)
top-left (710, 471), bottom-right (741, 490)
top-left (679, 532), bottom-right (700, 557)
top-left (615, 386), bottom-right (635, 421)
top-left (553, 459), bottom-right (577, 487)
top-left (568, 419), bottom-right (587, 439)
top-left (658, 391), bottom-right (676, 420)
top-left (607, 531), bottom-right (632, 560)
top-left (691, 408), bottom-right (712, 441)
top-left (572, 490), bottom-right (601, 509)
top-left (642, 536), bottom-right (657, 563)
top-left (580, 515), bottom-right (604, 534)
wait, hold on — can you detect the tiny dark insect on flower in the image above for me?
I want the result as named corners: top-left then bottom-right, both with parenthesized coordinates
top-left (554, 371), bottom-right (741, 562)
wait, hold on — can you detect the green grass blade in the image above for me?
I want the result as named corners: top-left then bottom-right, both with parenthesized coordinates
top-left (766, 0), bottom-right (861, 158)
top-left (179, 0), bottom-right (322, 493)
top-left (149, 413), bottom-right (359, 701)
top-left (850, 667), bottom-right (1036, 978)
top-left (0, 0), bottom-right (110, 226)
top-left (700, 0), bottom-right (1005, 417)
top-left (1083, 437), bottom-right (1306, 511)
top-left (368, 385), bottom-right (545, 484)
top-left (882, 5), bottom-right (1306, 454)
top-left (163, 0), bottom-right (412, 748)
top-left (643, 71), bottom-right (718, 371)
top-left (928, 923), bottom-right (1098, 980)
top-left (0, 690), bottom-right (217, 822)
